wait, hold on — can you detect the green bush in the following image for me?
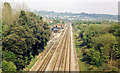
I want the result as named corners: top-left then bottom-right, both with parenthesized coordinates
top-left (2, 60), bottom-right (17, 71)
top-left (3, 50), bottom-right (17, 62)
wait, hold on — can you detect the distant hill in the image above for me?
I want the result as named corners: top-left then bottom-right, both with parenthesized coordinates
top-left (33, 10), bottom-right (118, 21)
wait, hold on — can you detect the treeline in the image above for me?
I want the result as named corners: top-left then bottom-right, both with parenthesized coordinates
top-left (48, 19), bottom-right (65, 27)
top-left (72, 20), bottom-right (117, 26)
top-left (2, 2), bottom-right (51, 71)
top-left (72, 21), bottom-right (120, 71)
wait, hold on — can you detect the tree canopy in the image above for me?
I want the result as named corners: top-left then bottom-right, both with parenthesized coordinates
top-left (2, 2), bottom-right (51, 71)
top-left (72, 21), bottom-right (120, 71)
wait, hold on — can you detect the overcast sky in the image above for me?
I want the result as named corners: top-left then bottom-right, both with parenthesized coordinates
top-left (1, 0), bottom-right (120, 15)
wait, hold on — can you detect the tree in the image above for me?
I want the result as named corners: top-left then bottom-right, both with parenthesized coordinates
top-left (90, 33), bottom-right (117, 66)
top-left (87, 48), bottom-right (102, 66)
top-left (18, 11), bottom-right (29, 25)
top-left (72, 21), bottom-right (119, 70)
top-left (3, 50), bottom-right (17, 62)
top-left (2, 2), bottom-right (13, 37)
top-left (2, 60), bottom-right (17, 71)
top-left (40, 17), bottom-right (42, 20)
top-left (2, 2), bottom-right (13, 25)
top-left (2, 6), bottom-right (51, 70)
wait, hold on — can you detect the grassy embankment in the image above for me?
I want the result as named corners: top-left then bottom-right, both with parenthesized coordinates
top-left (23, 57), bottom-right (37, 71)
top-left (73, 27), bottom-right (90, 71)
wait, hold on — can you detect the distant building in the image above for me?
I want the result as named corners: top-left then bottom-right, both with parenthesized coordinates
top-left (56, 25), bottom-right (61, 29)
top-left (51, 24), bottom-right (64, 33)
top-left (58, 24), bottom-right (64, 29)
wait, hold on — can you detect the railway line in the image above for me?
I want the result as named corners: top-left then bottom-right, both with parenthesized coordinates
top-left (29, 24), bottom-right (79, 73)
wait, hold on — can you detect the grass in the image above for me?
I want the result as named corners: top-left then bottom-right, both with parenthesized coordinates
top-left (0, 20), bottom-right (2, 24)
top-left (73, 27), bottom-right (90, 71)
top-left (74, 35), bottom-right (90, 71)
top-left (0, 69), bottom-right (2, 73)
top-left (23, 57), bottom-right (37, 71)
top-left (77, 48), bottom-right (90, 71)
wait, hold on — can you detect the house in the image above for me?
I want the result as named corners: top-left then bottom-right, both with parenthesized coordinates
top-left (51, 24), bottom-right (64, 33)
top-left (56, 25), bottom-right (61, 29)
top-left (60, 24), bottom-right (64, 29)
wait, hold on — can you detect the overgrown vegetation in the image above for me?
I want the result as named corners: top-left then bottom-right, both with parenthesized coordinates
top-left (2, 2), bottom-right (51, 71)
top-left (72, 21), bottom-right (120, 71)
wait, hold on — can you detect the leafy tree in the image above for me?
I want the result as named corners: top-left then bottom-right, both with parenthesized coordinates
top-left (91, 34), bottom-right (117, 65)
top-left (2, 3), bottom-right (51, 70)
top-left (73, 21), bottom-right (119, 70)
top-left (2, 60), bottom-right (17, 71)
top-left (18, 11), bottom-right (29, 25)
top-left (40, 17), bottom-right (43, 20)
top-left (2, 2), bottom-right (13, 37)
top-left (2, 2), bottom-right (13, 25)
top-left (87, 48), bottom-right (102, 66)
top-left (3, 50), bottom-right (17, 62)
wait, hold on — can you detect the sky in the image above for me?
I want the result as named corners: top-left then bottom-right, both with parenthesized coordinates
top-left (1, 0), bottom-right (120, 15)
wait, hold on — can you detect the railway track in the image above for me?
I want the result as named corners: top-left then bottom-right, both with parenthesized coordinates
top-left (51, 26), bottom-right (70, 72)
top-left (29, 24), bottom-right (78, 73)
top-left (36, 24), bottom-right (69, 73)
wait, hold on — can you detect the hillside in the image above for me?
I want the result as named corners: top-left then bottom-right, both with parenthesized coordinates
top-left (33, 10), bottom-right (117, 21)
